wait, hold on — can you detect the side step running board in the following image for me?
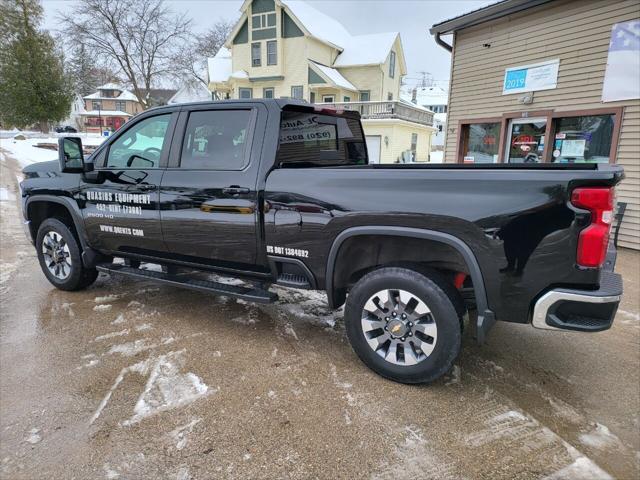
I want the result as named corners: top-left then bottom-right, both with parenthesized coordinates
top-left (96, 264), bottom-right (278, 304)
top-left (277, 273), bottom-right (311, 289)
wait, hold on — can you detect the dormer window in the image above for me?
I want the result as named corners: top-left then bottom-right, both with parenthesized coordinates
top-left (252, 13), bottom-right (276, 29)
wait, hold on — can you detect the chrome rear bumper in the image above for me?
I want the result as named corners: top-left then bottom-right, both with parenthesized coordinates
top-left (532, 271), bottom-right (622, 332)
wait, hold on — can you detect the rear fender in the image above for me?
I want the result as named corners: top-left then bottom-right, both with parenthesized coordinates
top-left (325, 226), bottom-right (496, 343)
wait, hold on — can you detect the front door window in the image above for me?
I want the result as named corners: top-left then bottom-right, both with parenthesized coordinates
top-left (506, 117), bottom-right (547, 163)
top-left (106, 114), bottom-right (171, 169)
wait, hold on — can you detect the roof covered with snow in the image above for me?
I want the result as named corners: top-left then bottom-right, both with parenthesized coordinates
top-left (79, 110), bottom-right (132, 117)
top-left (280, 1), bottom-right (401, 68)
top-left (332, 32), bottom-right (399, 67)
top-left (168, 81), bottom-right (211, 104)
top-left (84, 89), bottom-right (139, 102)
top-left (96, 83), bottom-right (124, 91)
top-left (280, 0), bottom-right (351, 50)
top-left (415, 86), bottom-right (448, 106)
top-left (207, 47), bottom-right (233, 84)
top-left (226, 0), bottom-right (402, 73)
top-left (309, 61), bottom-right (357, 91)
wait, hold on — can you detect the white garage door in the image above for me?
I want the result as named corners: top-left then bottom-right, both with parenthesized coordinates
top-left (366, 135), bottom-right (381, 164)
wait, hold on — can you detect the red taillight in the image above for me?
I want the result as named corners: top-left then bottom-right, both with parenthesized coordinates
top-left (571, 187), bottom-right (615, 268)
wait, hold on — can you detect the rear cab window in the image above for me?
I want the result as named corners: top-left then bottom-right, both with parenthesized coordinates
top-left (276, 109), bottom-right (368, 167)
top-left (180, 110), bottom-right (252, 170)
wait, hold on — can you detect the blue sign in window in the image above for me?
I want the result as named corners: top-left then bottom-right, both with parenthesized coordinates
top-left (504, 69), bottom-right (527, 91)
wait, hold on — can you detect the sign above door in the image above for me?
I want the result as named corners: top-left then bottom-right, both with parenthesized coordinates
top-left (502, 59), bottom-right (560, 95)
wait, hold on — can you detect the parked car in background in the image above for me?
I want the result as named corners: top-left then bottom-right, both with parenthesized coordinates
top-left (54, 125), bottom-right (78, 133)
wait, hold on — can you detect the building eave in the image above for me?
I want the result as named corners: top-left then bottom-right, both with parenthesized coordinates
top-left (429, 0), bottom-right (555, 34)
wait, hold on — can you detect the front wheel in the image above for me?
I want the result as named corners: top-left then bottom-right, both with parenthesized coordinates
top-left (36, 218), bottom-right (98, 291)
top-left (344, 267), bottom-right (461, 384)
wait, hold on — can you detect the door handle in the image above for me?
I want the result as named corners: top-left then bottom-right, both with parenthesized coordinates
top-left (136, 184), bottom-right (156, 191)
top-left (222, 186), bottom-right (250, 195)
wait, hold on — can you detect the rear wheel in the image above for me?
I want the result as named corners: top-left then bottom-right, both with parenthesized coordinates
top-left (36, 218), bottom-right (98, 291)
top-left (345, 267), bottom-right (461, 384)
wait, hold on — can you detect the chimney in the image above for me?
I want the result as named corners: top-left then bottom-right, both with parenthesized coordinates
top-left (411, 87), bottom-right (417, 104)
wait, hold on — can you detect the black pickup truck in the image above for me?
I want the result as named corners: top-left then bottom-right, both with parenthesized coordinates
top-left (19, 99), bottom-right (624, 383)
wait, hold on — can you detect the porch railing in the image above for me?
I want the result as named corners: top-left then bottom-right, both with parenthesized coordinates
top-left (316, 101), bottom-right (434, 127)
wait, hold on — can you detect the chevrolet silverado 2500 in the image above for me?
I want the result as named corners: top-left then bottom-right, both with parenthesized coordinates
top-left (19, 99), bottom-right (624, 383)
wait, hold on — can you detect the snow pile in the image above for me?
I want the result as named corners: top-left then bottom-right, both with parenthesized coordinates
top-left (578, 423), bottom-right (621, 450)
top-left (123, 349), bottom-right (213, 425)
top-left (0, 134), bottom-right (106, 167)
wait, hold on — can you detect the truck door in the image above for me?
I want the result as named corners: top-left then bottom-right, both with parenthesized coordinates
top-left (159, 105), bottom-right (264, 269)
top-left (80, 112), bottom-right (176, 255)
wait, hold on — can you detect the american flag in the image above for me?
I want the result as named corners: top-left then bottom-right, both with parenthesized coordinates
top-left (602, 20), bottom-right (640, 102)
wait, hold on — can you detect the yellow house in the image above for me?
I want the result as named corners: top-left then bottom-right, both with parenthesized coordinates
top-left (208, 0), bottom-right (435, 163)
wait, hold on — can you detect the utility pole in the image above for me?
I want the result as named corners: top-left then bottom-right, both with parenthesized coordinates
top-left (418, 71), bottom-right (434, 88)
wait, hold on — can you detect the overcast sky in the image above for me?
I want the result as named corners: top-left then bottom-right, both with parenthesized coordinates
top-left (41, 0), bottom-right (488, 89)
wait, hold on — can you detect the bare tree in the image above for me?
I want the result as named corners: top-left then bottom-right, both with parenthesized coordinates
top-left (174, 19), bottom-right (234, 86)
top-left (59, 0), bottom-right (191, 109)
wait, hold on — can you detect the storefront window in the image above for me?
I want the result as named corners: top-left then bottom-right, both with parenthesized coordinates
top-left (506, 118), bottom-right (546, 163)
top-left (462, 122), bottom-right (500, 163)
top-left (551, 114), bottom-right (614, 163)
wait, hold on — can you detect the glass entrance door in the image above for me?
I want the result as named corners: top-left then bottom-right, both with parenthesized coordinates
top-left (506, 117), bottom-right (547, 163)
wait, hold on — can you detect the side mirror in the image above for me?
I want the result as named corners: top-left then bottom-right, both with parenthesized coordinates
top-left (57, 137), bottom-right (84, 173)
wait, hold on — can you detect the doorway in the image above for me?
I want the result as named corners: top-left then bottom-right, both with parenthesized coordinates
top-left (505, 117), bottom-right (547, 163)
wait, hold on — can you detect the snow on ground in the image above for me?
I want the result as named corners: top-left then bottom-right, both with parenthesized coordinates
top-left (0, 133), bottom-right (106, 167)
top-left (122, 349), bottom-right (213, 426)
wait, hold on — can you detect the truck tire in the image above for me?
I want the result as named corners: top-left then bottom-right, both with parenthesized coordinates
top-left (36, 218), bottom-right (98, 291)
top-left (344, 267), bottom-right (461, 384)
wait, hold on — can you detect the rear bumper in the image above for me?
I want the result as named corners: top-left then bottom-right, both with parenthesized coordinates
top-left (532, 270), bottom-right (622, 332)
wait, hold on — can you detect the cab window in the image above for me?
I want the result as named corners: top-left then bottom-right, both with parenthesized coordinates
top-left (180, 110), bottom-right (252, 170)
top-left (276, 110), bottom-right (368, 167)
top-left (106, 114), bottom-right (171, 169)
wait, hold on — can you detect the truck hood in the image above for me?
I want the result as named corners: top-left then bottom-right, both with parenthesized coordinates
top-left (22, 160), bottom-right (59, 177)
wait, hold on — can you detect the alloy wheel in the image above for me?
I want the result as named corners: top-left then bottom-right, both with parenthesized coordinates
top-left (361, 289), bottom-right (437, 365)
top-left (42, 231), bottom-right (72, 280)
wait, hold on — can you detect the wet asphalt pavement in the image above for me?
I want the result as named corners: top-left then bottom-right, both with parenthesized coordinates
top-left (1, 151), bottom-right (639, 479)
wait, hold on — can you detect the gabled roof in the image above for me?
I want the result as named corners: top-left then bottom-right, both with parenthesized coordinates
top-left (208, 47), bottom-right (233, 83)
top-left (168, 81), bottom-right (211, 104)
top-left (230, 0), bottom-right (404, 72)
top-left (309, 61), bottom-right (357, 91)
top-left (83, 88), bottom-right (139, 102)
top-left (280, 0), bottom-right (351, 51)
top-left (96, 83), bottom-right (123, 90)
top-left (332, 32), bottom-right (401, 68)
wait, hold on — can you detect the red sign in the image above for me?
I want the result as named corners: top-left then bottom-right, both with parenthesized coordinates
top-left (512, 135), bottom-right (536, 146)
